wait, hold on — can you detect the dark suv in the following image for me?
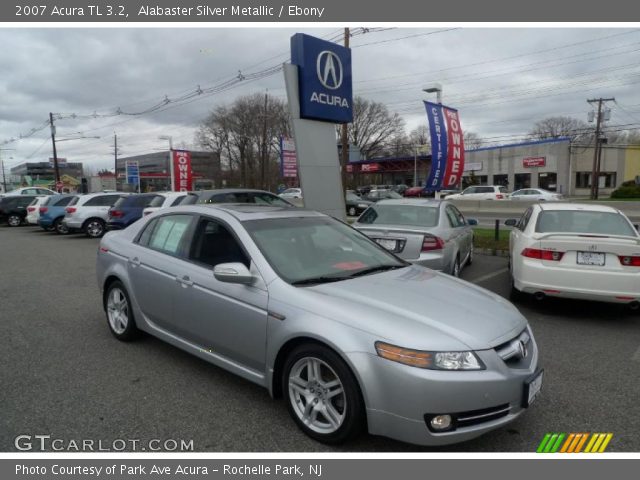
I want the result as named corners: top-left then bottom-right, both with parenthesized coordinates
top-left (0, 195), bottom-right (40, 226)
top-left (107, 193), bottom-right (164, 230)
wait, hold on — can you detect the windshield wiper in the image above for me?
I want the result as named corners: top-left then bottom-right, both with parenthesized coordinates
top-left (291, 276), bottom-right (346, 286)
top-left (346, 264), bottom-right (405, 278)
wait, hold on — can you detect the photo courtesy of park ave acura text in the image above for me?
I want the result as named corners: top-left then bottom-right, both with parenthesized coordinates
top-left (2, 22), bottom-right (640, 455)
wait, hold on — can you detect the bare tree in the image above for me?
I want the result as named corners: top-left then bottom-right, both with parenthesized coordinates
top-left (463, 131), bottom-right (483, 150)
top-left (196, 93), bottom-right (290, 190)
top-left (348, 96), bottom-right (406, 159)
top-left (528, 116), bottom-right (592, 143)
top-left (408, 124), bottom-right (430, 148)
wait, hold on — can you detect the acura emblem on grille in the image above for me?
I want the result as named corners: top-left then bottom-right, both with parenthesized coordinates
top-left (518, 340), bottom-right (528, 358)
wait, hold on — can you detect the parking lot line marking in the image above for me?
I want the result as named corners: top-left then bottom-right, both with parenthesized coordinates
top-left (469, 268), bottom-right (509, 284)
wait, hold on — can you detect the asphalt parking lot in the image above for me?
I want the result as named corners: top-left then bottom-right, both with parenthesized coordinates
top-left (1, 225), bottom-right (639, 452)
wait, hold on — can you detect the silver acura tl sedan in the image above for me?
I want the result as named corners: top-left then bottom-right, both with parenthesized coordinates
top-left (96, 204), bottom-right (542, 447)
top-left (354, 199), bottom-right (476, 277)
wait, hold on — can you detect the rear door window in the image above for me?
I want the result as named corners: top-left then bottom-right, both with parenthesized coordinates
top-left (146, 215), bottom-right (194, 257)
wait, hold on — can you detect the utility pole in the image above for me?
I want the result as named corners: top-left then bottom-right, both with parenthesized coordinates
top-left (49, 112), bottom-right (61, 192)
top-left (261, 91), bottom-right (268, 189)
top-left (0, 148), bottom-right (13, 193)
top-left (587, 97), bottom-right (614, 200)
top-left (340, 27), bottom-right (350, 193)
top-left (113, 133), bottom-right (119, 191)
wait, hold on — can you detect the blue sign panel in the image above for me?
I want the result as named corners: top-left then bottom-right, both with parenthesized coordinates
top-left (291, 33), bottom-right (353, 124)
top-left (126, 161), bottom-right (139, 185)
top-left (423, 101), bottom-right (447, 191)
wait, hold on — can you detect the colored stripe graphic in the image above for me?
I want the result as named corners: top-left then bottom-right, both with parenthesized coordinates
top-left (537, 433), bottom-right (613, 453)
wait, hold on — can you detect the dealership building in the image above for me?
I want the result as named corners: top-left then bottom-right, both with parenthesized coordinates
top-left (348, 138), bottom-right (640, 196)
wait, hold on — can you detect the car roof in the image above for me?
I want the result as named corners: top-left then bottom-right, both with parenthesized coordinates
top-left (375, 199), bottom-right (443, 207)
top-left (168, 203), bottom-right (324, 221)
top-left (195, 188), bottom-right (278, 195)
top-left (537, 202), bottom-right (621, 213)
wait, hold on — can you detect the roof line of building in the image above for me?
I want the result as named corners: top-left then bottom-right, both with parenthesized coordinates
top-left (466, 136), bottom-right (572, 153)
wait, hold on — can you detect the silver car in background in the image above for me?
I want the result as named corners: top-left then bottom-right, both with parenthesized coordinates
top-left (354, 199), bottom-right (476, 277)
top-left (96, 204), bottom-right (541, 446)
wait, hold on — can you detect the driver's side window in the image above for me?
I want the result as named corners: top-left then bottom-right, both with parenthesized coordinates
top-left (189, 218), bottom-right (250, 269)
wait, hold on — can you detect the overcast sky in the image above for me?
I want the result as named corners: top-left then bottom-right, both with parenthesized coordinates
top-left (1, 27), bottom-right (640, 173)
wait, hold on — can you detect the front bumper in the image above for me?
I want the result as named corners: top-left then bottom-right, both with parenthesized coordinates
top-left (347, 338), bottom-right (539, 446)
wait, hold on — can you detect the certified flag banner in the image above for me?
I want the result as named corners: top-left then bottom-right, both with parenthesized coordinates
top-left (172, 150), bottom-right (193, 192)
top-left (424, 101), bottom-right (465, 190)
top-left (423, 101), bottom-right (447, 191)
top-left (442, 106), bottom-right (465, 188)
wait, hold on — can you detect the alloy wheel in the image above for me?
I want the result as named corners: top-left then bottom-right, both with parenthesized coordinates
top-left (86, 220), bottom-right (104, 238)
top-left (8, 215), bottom-right (21, 227)
top-left (107, 287), bottom-right (129, 335)
top-left (288, 357), bottom-right (346, 434)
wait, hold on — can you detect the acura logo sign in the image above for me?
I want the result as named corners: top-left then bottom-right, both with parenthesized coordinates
top-left (518, 340), bottom-right (528, 359)
top-left (316, 50), bottom-right (343, 90)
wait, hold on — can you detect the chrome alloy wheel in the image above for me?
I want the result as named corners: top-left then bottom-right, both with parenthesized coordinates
top-left (8, 215), bottom-right (21, 227)
top-left (86, 220), bottom-right (104, 238)
top-left (288, 357), bottom-right (346, 434)
top-left (107, 287), bottom-right (129, 335)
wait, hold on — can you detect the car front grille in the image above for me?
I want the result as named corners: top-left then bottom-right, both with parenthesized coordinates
top-left (494, 328), bottom-right (534, 369)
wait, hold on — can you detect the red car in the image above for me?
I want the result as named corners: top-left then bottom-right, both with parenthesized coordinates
top-left (404, 186), bottom-right (429, 198)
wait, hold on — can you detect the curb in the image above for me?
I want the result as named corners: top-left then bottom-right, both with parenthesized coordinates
top-left (474, 247), bottom-right (509, 257)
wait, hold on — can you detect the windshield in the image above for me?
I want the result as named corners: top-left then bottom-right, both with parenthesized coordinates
top-left (244, 216), bottom-right (407, 285)
top-left (536, 210), bottom-right (637, 237)
top-left (358, 204), bottom-right (439, 227)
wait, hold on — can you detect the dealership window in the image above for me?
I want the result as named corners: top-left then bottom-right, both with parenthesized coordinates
top-left (575, 172), bottom-right (617, 189)
top-left (462, 175), bottom-right (488, 188)
top-left (493, 174), bottom-right (508, 187)
top-left (514, 173), bottom-right (531, 190)
top-left (538, 172), bottom-right (557, 191)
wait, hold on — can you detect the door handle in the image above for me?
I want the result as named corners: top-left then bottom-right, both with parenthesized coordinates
top-left (176, 275), bottom-right (194, 287)
top-left (128, 257), bottom-right (141, 267)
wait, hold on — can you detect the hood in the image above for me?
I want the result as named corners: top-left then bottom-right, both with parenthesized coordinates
top-left (306, 266), bottom-right (526, 351)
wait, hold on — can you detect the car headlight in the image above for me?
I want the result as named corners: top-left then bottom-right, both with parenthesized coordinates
top-left (375, 342), bottom-right (484, 370)
top-left (357, 203), bottom-right (368, 208)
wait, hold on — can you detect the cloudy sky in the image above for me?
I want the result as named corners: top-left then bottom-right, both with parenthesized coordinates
top-left (1, 27), bottom-right (640, 174)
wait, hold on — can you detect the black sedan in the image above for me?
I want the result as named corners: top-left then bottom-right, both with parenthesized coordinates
top-left (346, 191), bottom-right (373, 217)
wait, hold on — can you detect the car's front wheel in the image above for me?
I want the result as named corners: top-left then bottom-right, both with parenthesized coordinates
top-left (282, 344), bottom-right (364, 444)
top-left (7, 214), bottom-right (22, 227)
top-left (105, 281), bottom-right (140, 341)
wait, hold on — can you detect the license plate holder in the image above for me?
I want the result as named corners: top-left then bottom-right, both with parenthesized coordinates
top-left (577, 251), bottom-right (605, 266)
top-left (523, 369), bottom-right (544, 408)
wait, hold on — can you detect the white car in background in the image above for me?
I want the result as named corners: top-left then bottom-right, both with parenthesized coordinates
top-left (279, 188), bottom-right (302, 199)
top-left (25, 196), bottom-right (49, 225)
top-left (142, 191), bottom-right (190, 217)
top-left (445, 185), bottom-right (509, 200)
top-left (506, 203), bottom-right (640, 307)
top-left (3, 187), bottom-right (56, 197)
top-left (510, 188), bottom-right (563, 202)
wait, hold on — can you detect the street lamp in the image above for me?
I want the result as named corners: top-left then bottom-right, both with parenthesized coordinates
top-left (423, 83), bottom-right (443, 104)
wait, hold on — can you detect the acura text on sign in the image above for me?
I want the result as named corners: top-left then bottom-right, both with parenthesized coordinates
top-left (172, 150), bottom-right (193, 192)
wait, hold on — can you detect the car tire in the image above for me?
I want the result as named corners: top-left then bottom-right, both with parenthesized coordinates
top-left (84, 218), bottom-right (105, 238)
top-left (348, 207), bottom-right (357, 216)
top-left (467, 243), bottom-right (474, 266)
top-left (7, 214), bottom-right (22, 227)
top-left (104, 281), bottom-right (140, 342)
top-left (451, 256), bottom-right (461, 277)
top-left (282, 343), bottom-right (365, 445)
top-left (53, 217), bottom-right (69, 235)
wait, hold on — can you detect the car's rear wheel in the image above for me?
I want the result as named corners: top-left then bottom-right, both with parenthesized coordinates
top-left (451, 256), bottom-right (461, 277)
top-left (7, 214), bottom-right (22, 227)
top-left (53, 217), bottom-right (68, 235)
top-left (105, 281), bottom-right (139, 341)
top-left (84, 218), bottom-right (105, 238)
top-left (282, 344), bottom-right (364, 444)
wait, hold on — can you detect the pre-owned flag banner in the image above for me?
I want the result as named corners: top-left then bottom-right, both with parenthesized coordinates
top-left (442, 107), bottom-right (465, 188)
top-left (172, 150), bottom-right (193, 192)
top-left (423, 101), bottom-right (447, 191)
top-left (424, 101), bottom-right (465, 190)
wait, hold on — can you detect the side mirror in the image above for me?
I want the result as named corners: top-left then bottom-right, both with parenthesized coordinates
top-left (213, 262), bottom-right (254, 285)
top-left (504, 219), bottom-right (517, 227)
top-left (467, 218), bottom-right (478, 226)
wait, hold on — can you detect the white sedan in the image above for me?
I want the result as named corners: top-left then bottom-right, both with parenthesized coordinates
top-left (278, 188), bottom-right (302, 199)
top-left (141, 191), bottom-right (190, 217)
top-left (509, 188), bottom-right (563, 201)
top-left (506, 203), bottom-right (640, 307)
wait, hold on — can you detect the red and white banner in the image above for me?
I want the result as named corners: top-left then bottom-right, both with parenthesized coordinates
top-left (171, 150), bottom-right (193, 192)
top-left (523, 156), bottom-right (546, 168)
top-left (442, 107), bottom-right (465, 188)
top-left (361, 163), bottom-right (380, 173)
